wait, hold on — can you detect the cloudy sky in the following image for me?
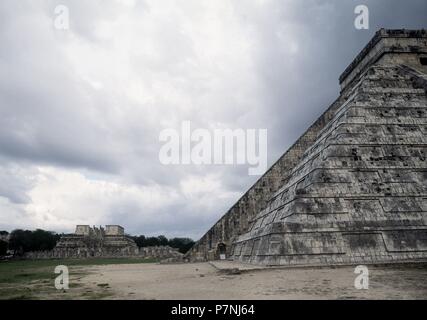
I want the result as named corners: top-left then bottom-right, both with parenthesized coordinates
top-left (0, 0), bottom-right (426, 239)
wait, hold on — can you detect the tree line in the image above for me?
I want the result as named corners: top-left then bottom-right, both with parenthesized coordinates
top-left (131, 235), bottom-right (195, 254)
top-left (0, 229), bottom-right (195, 256)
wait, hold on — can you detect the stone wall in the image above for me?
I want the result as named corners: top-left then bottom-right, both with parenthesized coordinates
top-left (24, 245), bottom-right (183, 260)
top-left (139, 246), bottom-right (183, 260)
top-left (105, 225), bottom-right (124, 236)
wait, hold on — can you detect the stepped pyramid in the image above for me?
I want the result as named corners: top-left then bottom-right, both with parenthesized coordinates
top-left (187, 29), bottom-right (427, 266)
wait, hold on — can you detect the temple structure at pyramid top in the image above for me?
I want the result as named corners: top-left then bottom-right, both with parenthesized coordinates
top-left (186, 29), bottom-right (427, 266)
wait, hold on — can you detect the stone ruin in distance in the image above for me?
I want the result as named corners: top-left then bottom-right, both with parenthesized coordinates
top-left (25, 225), bottom-right (182, 261)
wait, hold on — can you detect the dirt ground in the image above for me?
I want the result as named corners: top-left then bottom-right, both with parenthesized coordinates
top-left (73, 262), bottom-right (427, 300)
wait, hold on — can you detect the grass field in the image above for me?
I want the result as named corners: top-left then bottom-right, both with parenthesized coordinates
top-left (0, 258), bottom-right (158, 300)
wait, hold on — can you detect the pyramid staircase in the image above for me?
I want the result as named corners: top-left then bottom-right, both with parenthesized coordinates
top-left (232, 62), bottom-right (427, 266)
top-left (187, 29), bottom-right (427, 266)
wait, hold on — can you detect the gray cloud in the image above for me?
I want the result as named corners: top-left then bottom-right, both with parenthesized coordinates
top-left (0, 164), bottom-right (37, 204)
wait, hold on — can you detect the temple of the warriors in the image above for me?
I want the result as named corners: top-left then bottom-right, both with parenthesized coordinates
top-left (53, 225), bottom-right (139, 258)
top-left (25, 225), bottom-right (183, 260)
top-left (186, 29), bottom-right (427, 266)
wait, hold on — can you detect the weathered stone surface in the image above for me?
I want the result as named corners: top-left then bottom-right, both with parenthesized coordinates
top-left (24, 225), bottom-right (183, 260)
top-left (40, 225), bottom-right (138, 258)
top-left (187, 29), bottom-right (427, 266)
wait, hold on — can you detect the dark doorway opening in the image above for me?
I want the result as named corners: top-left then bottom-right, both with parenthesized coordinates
top-left (217, 243), bottom-right (226, 260)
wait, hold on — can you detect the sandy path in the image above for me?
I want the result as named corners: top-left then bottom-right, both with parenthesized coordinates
top-left (75, 262), bottom-right (427, 300)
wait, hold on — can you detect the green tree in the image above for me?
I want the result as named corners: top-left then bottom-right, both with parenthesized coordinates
top-left (0, 240), bottom-right (7, 256)
top-left (132, 234), bottom-right (195, 253)
top-left (157, 235), bottom-right (168, 246)
top-left (31, 229), bottom-right (60, 251)
top-left (8, 229), bottom-right (60, 254)
top-left (8, 229), bottom-right (32, 253)
top-left (144, 236), bottom-right (160, 247)
top-left (134, 235), bottom-right (146, 247)
top-left (168, 237), bottom-right (195, 254)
